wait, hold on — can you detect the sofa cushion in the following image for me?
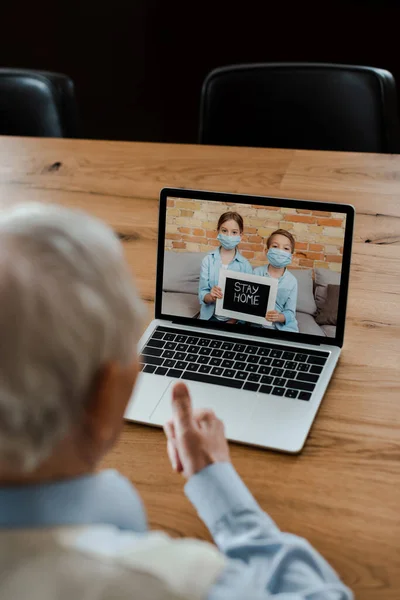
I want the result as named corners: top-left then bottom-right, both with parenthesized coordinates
top-left (162, 291), bottom-right (200, 318)
top-left (296, 311), bottom-right (326, 336)
top-left (163, 251), bottom-right (208, 295)
top-left (315, 283), bottom-right (340, 326)
top-left (321, 324), bottom-right (336, 338)
top-left (289, 269), bottom-right (317, 316)
top-left (314, 268), bottom-right (341, 309)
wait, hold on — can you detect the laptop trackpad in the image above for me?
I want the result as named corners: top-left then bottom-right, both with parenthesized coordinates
top-left (124, 373), bottom-right (171, 423)
top-left (149, 380), bottom-right (257, 440)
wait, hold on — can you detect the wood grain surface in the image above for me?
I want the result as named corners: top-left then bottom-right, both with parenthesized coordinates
top-left (0, 137), bottom-right (399, 599)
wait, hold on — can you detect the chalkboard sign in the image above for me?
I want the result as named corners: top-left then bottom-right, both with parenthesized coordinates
top-left (215, 270), bottom-right (278, 325)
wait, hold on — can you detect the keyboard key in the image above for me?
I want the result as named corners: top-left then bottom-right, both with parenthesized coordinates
top-left (175, 335), bottom-right (188, 343)
top-left (295, 353), bottom-right (307, 362)
top-left (155, 366), bottom-right (168, 375)
top-left (235, 352), bottom-right (247, 361)
top-left (164, 333), bottom-right (175, 341)
top-left (199, 347), bottom-right (212, 356)
top-left (163, 359), bottom-right (176, 368)
top-left (284, 369), bottom-right (296, 379)
top-left (233, 343), bottom-right (246, 352)
top-left (198, 338), bottom-right (210, 346)
top-left (310, 365), bottom-right (323, 374)
top-left (282, 351), bottom-right (295, 360)
top-left (147, 339), bottom-right (165, 348)
top-left (257, 347), bottom-right (270, 356)
top-left (247, 355), bottom-right (259, 364)
top-left (197, 356), bottom-right (210, 364)
top-left (174, 351), bottom-right (186, 361)
top-left (187, 345), bottom-right (199, 354)
top-left (211, 349), bottom-right (223, 357)
top-left (259, 385), bottom-right (272, 394)
top-left (211, 367), bottom-right (224, 376)
top-left (187, 363), bottom-right (199, 372)
top-left (285, 389), bottom-right (298, 398)
top-left (221, 341), bottom-right (234, 350)
top-left (151, 331), bottom-right (164, 339)
top-left (221, 359), bottom-right (234, 368)
top-left (175, 361), bottom-right (187, 370)
top-left (248, 373), bottom-right (261, 382)
top-left (209, 340), bottom-right (222, 348)
top-left (223, 369), bottom-right (236, 378)
top-left (272, 359), bottom-right (285, 367)
top-left (244, 382), bottom-right (259, 391)
top-left (273, 377), bottom-right (286, 387)
top-left (271, 368), bottom-right (284, 377)
top-left (246, 346), bottom-right (258, 354)
top-left (141, 354), bottom-right (163, 366)
top-left (143, 364), bottom-right (156, 373)
top-left (210, 357), bottom-right (222, 366)
top-left (187, 336), bottom-right (198, 345)
top-left (272, 387), bottom-right (285, 396)
top-left (167, 368), bottom-right (183, 378)
top-left (245, 364), bottom-right (258, 372)
top-left (297, 363), bottom-right (310, 372)
top-left (299, 391), bottom-right (312, 401)
top-left (234, 361), bottom-right (247, 370)
top-left (176, 343), bottom-right (189, 352)
top-left (198, 365), bottom-right (212, 373)
top-left (261, 375), bottom-right (273, 385)
top-left (223, 351), bottom-right (235, 360)
top-left (297, 372), bottom-right (319, 383)
top-left (162, 350), bottom-right (175, 359)
top-left (286, 380), bottom-right (315, 392)
top-left (235, 371), bottom-right (248, 380)
top-left (270, 349), bottom-right (282, 358)
top-left (307, 355), bottom-right (327, 365)
top-left (259, 357), bottom-right (272, 366)
top-left (187, 353), bottom-right (197, 362)
top-left (285, 361), bottom-right (296, 369)
top-left (182, 371), bottom-right (243, 389)
top-left (165, 341), bottom-right (177, 350)
top-left (143, 346), bottom-right (163, 356)
top-left (258, 365), bottom-right (271, 375)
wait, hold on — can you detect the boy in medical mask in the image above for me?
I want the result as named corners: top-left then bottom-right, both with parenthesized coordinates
top-left (253, 229), bottom-right (299, 332)
top-left (199, 211), bottom-right (252, 320)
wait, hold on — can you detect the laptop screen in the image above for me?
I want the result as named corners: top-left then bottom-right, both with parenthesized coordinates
top-left (157, 189), bottom-right (354, 346)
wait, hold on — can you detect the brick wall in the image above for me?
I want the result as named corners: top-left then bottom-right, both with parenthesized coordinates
top-left (166, 198), bottom-right (345, 272)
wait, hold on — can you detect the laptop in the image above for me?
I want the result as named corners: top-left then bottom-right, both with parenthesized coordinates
top-left (125, 188), bottom-right (354, 453)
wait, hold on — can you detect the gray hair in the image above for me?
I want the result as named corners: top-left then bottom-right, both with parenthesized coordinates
top-left (0, 203), bottom-right (145, 472)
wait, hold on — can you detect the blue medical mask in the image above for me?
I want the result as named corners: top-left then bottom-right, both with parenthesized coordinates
top-left (217, 233), bottom-right (241, 250)
top-left (267, 247), bottom-right (292, 268)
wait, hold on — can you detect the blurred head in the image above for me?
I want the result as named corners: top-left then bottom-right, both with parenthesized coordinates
top-left (0, 203), bottom-right (145, 476)
top-left (266, 229), bottom-right (295, 254)
top-left (216, 212), bottom-right (244, 236)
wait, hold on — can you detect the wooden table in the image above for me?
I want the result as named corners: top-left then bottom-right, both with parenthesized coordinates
top-left (1, 137), bottom-right (399, 599)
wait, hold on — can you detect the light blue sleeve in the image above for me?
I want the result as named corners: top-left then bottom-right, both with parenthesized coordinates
top-left (185, 463), bottom-right (353, 600)
top-left (244, 259), bottom-right (253, 274)
top-left (199, 255), bottom-right (211, 305)
top-left (276, 278), bottom-right (299, 332)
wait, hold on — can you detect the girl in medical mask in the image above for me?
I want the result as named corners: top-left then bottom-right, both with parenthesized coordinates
top-left (198, 211), bottom-right (252, 320)
top-left (253, 229), bottom-right (299, 332)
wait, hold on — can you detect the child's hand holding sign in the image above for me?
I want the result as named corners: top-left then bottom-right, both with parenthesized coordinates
top-left (266, 310), bottom-right (286, 324)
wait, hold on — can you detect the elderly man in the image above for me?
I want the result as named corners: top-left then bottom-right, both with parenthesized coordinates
top-left (0, 203), bottom-right (352, 599)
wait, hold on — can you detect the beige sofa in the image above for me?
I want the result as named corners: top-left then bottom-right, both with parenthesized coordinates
top-left (162, 250), bottom-right (340, 337)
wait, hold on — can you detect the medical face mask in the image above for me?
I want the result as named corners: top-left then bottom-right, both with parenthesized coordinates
top-left (267, 247), bottom-right (292, 268)
top-left (217, 233), bottom-right (241, 250)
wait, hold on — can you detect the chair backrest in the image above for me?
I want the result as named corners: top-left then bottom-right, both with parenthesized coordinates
top-left (0, 69), bottom-right (79, 138)
top-left (199, 63), bottom-right (400, 153)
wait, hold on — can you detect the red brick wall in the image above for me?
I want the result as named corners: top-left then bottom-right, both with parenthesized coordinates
top-left (166, 198), bottom-right (345, 272)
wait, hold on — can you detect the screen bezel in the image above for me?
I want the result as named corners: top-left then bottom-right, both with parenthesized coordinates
top-left (156, 188), bottom-right (355, 348)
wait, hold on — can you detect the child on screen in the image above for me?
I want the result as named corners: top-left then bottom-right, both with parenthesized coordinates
top-left (253, 228), bottom-right (299, 332)
top-left (198, 211), bottom-right (252, 320)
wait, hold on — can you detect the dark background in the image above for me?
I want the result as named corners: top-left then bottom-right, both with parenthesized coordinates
top-left (1, 2), bottom-right (398, 144)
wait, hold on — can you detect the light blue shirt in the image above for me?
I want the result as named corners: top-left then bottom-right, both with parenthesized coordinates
top-left (199, 248), bottom-right (253, 320)
top-left (253, 265), bottom-right (299, 332)
top-left (0, 464), bottom-right (353, 599)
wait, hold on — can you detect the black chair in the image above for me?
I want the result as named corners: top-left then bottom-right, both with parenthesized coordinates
top-left (0, 69), bottom-right (79, 138)
top-left (199, 63), bottom-right (400, 153)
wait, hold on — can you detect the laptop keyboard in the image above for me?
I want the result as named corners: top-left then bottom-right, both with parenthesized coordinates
top-left (139, 326), bottom-right (329, 401)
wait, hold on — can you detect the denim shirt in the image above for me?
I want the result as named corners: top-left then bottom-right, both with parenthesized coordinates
top-left (253, 265), bottom-right (299, 332)
top-left (199, 248), bottom-right (253, 320)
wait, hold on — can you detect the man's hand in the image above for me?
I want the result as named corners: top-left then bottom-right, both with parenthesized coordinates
top-left (266, 310), bottom-right (285, 323)
top-left (164, 382), bottom-right (230, 479)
